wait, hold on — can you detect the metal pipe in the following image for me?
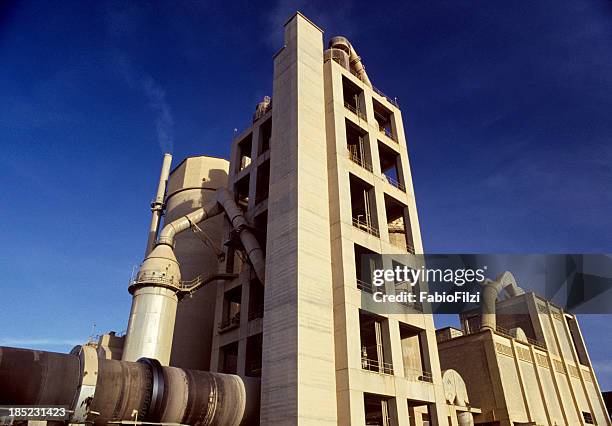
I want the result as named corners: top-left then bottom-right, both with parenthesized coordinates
top-left (480, 271), bottom-right (525, 331)
top-left (124, 186), bottom-right (265, 364)
top-left (145, 153), bottom-right (173, 257)
top-left (0, 346), bottom-right (259, 425)
top-left (328, 36), bottom-right (372, 88)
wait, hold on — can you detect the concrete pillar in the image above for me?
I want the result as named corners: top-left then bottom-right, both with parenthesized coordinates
top-left (260, 12), bottom-right (337, 425)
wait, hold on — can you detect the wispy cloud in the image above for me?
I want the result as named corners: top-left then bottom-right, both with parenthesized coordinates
top-left (111, 53), bottom-right (174, 154)
top-left (104, 4), bottom-right (174, 154)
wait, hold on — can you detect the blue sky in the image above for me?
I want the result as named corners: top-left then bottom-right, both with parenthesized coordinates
top-left (1, 1), bottom-right (611, 388)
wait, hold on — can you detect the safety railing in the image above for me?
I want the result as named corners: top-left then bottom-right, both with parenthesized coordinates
top-left (348, 151), bottom-right (373, 172)
top-left (352, 216), bottom-right (380, 237)
top-left (344, 101), bottom-right (367, 121)
top-left (404, 367), bottom-right (433, 383)
top-left (218, 314), bottom-right (241, 332)
top-left (357, 279), bottom-right (386, 294)
top-left (373, 85), bottom-right (400, 108)
top-left (361, 357), bottom-right (394, 375)
top-left (381, 174), bottom-right (405, 192)
top-left (379, 125), bottom-right (397, 142)
top-left (248, 304), bottom-right (264, 321)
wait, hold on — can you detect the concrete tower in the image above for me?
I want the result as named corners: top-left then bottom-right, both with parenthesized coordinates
top-left (199, 12), bottom-right (451, 425)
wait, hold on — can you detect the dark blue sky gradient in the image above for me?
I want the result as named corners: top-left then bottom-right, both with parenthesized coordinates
top-left (1, 1), bottom-right (611, 388)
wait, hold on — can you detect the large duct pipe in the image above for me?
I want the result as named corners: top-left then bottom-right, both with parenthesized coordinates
top-left (123, 186), bottom-right (265, 364)
top-left (0, 345), bottom-right (259, 425)
top-left (328, 36), bottom-right (372, 88)
top-left (479, 271), bottom-right (525, 332)
top-left (145, 153), bottom-right (173, 257)
top-left (157, 186), bottom-right (265, 284)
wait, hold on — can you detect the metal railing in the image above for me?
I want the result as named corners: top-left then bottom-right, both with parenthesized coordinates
top-left (352, 216), bottom-right (380, 237)
top-left (348, 151), bottom-right (373, 172)
top-left (344, 101), bottom-right (367, 121)
top-left (404, 367), bottom-right (433, 383)
top-left (361, 357), bottom-right (394, 375)
top-left (373, 85), bottom-right (400, 108)
top-left (348, 68), bottom-right (399, 108)
top-left (357, 279), bottom-right (385, 294)
top-left (381, 174), bottom-right (405, 192)
top-left (379, 125), bottom-right (397, 142)
top-left (219, 314), bottom-right (240, 332)
top-left (248, 304), bottom-right (264, 321)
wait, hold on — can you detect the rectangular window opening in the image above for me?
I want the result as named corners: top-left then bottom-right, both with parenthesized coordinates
top-left (219, 286), bottom-right (241, 333)
top-left (350, 174), bottom-right (379, 237)
top-left (360, 310), bottom-right (393, 375)
top-left (346, 120), bottom-right (372, 171)
top-left (237, 134), bottom-right (253, 171)
top-left (378, 141), bottom-right (405, 191)
top-left (342, 76), bottom-right (366, 120)
top-left (384, 194), bottom-right (414, 254)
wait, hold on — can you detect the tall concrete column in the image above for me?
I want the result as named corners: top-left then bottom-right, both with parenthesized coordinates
top-left (260, 12), bottom-right (337, 425)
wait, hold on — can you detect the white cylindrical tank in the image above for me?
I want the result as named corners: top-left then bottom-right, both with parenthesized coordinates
top-left (123, 287), bottom-right (178, 363)
top-left (123, 244), bottom-right (182, 364)
top-left (165, 156), bottom-right (229, 370)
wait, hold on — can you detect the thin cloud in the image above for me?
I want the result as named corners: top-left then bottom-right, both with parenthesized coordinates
top-left (111, 53), bottom-right (174, 154)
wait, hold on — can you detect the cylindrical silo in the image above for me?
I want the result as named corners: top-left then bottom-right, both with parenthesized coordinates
top-left (164, 155), bottom-right (230, 370)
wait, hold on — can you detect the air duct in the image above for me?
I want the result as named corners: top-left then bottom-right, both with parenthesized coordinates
top-left (145, 153), bottom-right (173, 257)
top-left (479, 271), bottom-right (525, 332)
top-left (123, 179), bottom-right (265, 364)
top-left (327, 36), bottom-right (372, 88)
top-left (0, 345), bottom-right (259, 425)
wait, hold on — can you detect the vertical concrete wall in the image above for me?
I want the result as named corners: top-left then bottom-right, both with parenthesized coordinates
top-left (260, 13), bottom-right (337, 425)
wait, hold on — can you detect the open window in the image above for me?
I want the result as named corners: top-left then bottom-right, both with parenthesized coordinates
top-left (346, 120), bottom-right (372, 171)
top-left (258, 118), bottom-right (271, 155)
top-left (248, 279), bottom-right (264, 321)
top-left (399, 323), bottom-right (431, 382)
top-left (234, 174), bottom-right (250, 208)
top-left (354, 244), bottom-right (382, 294)
top-left (384, 194), bottom-right (414, 254)
top-left (219, 286), bottom-right (241, 332)
top-left (219, 342), bottom-right (238, 374)
top-left (566, 315), bottom-right (589, 366)
top-left (364, 393), bottom-right (393, 426)
top-left (237, 133), bottom-right (252, 171)
top-left (373, 98), bottom-right (396, 141)
top-left (245, 333), bottom-right (263, 377)
top-left (342, 76), bottom-right (366, 120)
top-left (350, 174), bottom-right (378, 237)
top-left (253, 211), bottom-right (268, 257)
top-left (360, 310), bottom-right (393, 375)
top-left (378, 141), bottom-right (404, 191)
top-left (255, 160), bottom-right (270, 204)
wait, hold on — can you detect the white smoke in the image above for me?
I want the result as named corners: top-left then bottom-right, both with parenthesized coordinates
top-left (113, 53), bottom-right (174, 154)
top-left (141, 75), bottom-right (174, 154)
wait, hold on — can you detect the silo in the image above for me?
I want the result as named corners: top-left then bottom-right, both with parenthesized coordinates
top-left (164, 155), bottom-right (230, 370)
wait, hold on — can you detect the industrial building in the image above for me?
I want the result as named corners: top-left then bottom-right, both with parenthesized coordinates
top-left (0, 12), bottom-right (609, 426)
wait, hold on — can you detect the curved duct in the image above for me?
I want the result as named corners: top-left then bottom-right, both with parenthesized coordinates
top-left (123, 186), bottom-right (265, 364)
top-left (327, 36), bottom-right (372, 88)
top-left (479, 271), bottom-right (525, 332)
top-left (0, 345), bottom-right (259, 425)
top-left (157, 186), bottom-right (265, 285)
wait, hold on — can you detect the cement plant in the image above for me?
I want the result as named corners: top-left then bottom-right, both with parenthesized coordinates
top-left (0, 12), bottom-right (609, 426)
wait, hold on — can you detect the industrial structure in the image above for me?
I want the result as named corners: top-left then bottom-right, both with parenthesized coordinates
top-left (0, 12), bottom-right (609, 426)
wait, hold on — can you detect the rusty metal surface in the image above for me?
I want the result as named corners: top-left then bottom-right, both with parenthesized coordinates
top-left (0, 346), bottom-right (79, 405)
